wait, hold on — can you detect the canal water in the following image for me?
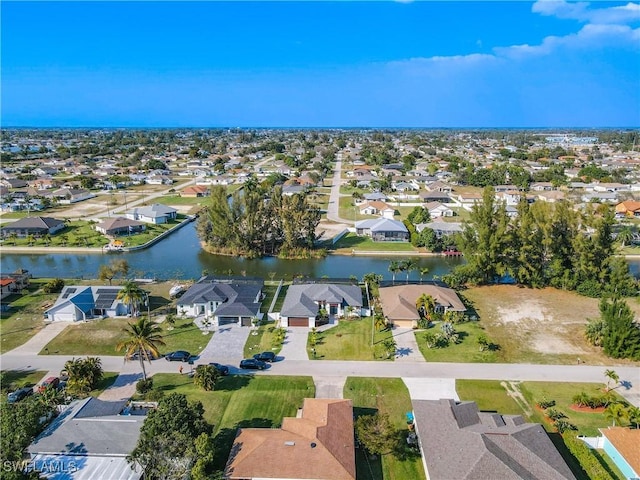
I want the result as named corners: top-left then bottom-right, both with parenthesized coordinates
top-left (1, 222), bottom-right (638, 281)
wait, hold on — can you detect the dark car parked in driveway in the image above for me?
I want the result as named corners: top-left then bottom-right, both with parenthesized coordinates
top-left (239, 358), bottom-right (268, 370)
top-left (253, 351), bottom-right (277, 363)
top-left (164, 351), bottom-right (193, 362)
top-left (7, 386), bottom-right (34, 403)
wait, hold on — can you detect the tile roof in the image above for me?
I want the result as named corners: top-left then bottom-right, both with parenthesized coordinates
top-left (226, 398), bottom-right (356, 480)
top-left (412, 399), bottom-right (576, 480)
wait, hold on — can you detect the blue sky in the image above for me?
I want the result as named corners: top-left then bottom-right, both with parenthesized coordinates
top-left (2, 1), bottom-right (639, 127)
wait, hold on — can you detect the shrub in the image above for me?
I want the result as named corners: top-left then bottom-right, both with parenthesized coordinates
top-left (136, 378), bottom-right (153, 395)
top-left (555, 419), bottom-right (578, 434)
top-left (145, 388), bottom-right (165, 402)
top-left (537, 398), bottom-right (556, 409)
top-left (563, 434), bottom-right (617, 480)
top-left (576, 279), bottom-right (602, 298)
top-left (546, 408), bottom-right (567, 421)
top-left (43, 278), bottom-right (65, 293)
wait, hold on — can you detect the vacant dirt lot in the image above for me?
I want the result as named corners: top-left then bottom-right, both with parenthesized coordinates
top-left (463, 285), bottom-right (640, 365)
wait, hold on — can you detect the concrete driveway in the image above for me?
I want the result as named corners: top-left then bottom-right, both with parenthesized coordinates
top-left (391, 327), bottom-right (425, 362)
top-left (403, 377), bottom-right (459, 401)
top-left (198, 323), bottom-right (251, 363)
top-left (278, 328), bottom-right (309, 361)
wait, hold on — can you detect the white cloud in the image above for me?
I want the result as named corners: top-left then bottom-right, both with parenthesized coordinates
top-left (532, 0), bottom-right (640, 24)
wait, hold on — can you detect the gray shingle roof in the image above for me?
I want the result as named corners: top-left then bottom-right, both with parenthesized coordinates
top-left (412, 399), bottom-right (576, 480)
top-left (2, 216), bottom-right (64, 230)
top-left (179, 282), bottom-right (262, 317)
top-left (281, 284), bottom-right (362, 317)
top-left (354, 218), bottom-right (408, 233)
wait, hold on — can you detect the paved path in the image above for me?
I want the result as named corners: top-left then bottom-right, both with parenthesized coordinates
top-left (326, 159), bottom-right (354, 224)
top-left (199, 323), bottom-right (251, 362)
top-left (8, 322), bottom-right (69, 355)
top-left (314, 376), bottom-right (346, 398)
top-left (98, 362), bottom-right (143, 401)
top-left (278, 328), bottom-right (309, 361)
top-left (392, 327), bottom-right (425, 362)
top-left (403, 377), bottom-right (459, 401)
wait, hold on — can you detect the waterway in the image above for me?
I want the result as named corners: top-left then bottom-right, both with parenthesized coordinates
top-left (0, 223), bottom-right (465, 281)
top-left (1, 222), bottom-right (638, 281)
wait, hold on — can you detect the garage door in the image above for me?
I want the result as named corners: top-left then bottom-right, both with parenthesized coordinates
top-left (392, 319), bottom-right (415, 329)
top-left (218, 317), bottom-right (238, 325)
top-left (288, 317), bottom-right (309, 327)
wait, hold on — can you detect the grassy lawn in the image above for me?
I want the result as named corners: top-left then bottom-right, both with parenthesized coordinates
top-left (154, 195), bottom-right (205, 206)
top-left (41, 316), bottom-right (211, 357)
top-left (332, 233), bottom-right (418, 253)
top-left (344, 377), bottom-right (425, 480)
top-left (147, 373), bottom-right (315, 470)
top-left (415, 321), bottom-right (501, 363)
top-left (456, 380), bottom-right (524, 415)
top-left (309, 319), bottom-right (396, 361)
top-left (90, 371), bottom-right (119, 397)
top-left (271, 284), bottom-right (289, 311)
top-left (259, 285), bottom-right (278, 314)
top-left (243, 321), bottom-right (283, 357)
top-left (0, 279), bottom-right (61, 353)
top-left (1, 370), bottom-right (48, 391)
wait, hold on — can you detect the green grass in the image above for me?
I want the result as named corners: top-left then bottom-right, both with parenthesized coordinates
top-left (41, 317), bottom-right (211, 357)
top-left (309, 319), bottom-right (396, 361)
top-left (415, 322), bottom-right (501, 363)
top-left (146, 374), bottom-right (314, 470)
top-left (1, 370), bottom-right (48, 391)
top-left (456, 380), bottom-right (524, 415)
top-left (259, 285), bottom-right (278, 314)
top-left (243, 321), bottom-right (283, 357)
top-left (154, 195), bottom-right (205, 206)
top-left (271, 284), bottom-right (289, 312)
top-left (90, 371), bottom-right (119, 397)
top-left (332, 233), bottom-right (418, 252)
top-left (0, 279), bottom-right (61, 353)
top-left (344, 377), bottom-right (425, 480)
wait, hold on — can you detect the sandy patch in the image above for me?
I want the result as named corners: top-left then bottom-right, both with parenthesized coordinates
top-left (316, 220), bottom-right (351, 242)
top-left (496, 301), bottom-right (549, 324)
top-left (531, 332), bottom-right (587, 355)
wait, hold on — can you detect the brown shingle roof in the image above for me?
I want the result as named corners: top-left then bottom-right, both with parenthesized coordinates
top-left (378, 285), bottom-right (466, 322)
top-left (600, 427), bottom-right (640, 475)
top-left (225, 398), bottom-right (355, 480)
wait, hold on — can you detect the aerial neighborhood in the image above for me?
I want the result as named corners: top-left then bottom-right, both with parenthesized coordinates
top-left (1, 128), bottom-right (640, 480)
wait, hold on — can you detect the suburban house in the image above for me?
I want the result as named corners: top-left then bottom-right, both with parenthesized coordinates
top-left (44, 286), bottom-right (129, 322)
top-left (416, 220), bottom-right (464, 238)
top-left (598, 427), bottom-right (640, 480)
top-left (0, 278), bottom-right (16, 300)
top-left (362, 192), bottom-right (388, 202)
top-left (1, 216), bottom-right (65, 238)
top-left (455, 192), bottom-right (483, 211)
top-left (180, 185), bottom-right (210, 197)
top-left (378, 285), bottom-right (466, 328)
top-left (615, 200), bottom-right (640, 217)
top-left (423, 201), bottom-right (454, 218)
top-left (0, 269), bottom-right (31, 291)
top-left (411, 399), bottom-right (576, 480)
top-left (27, 397), bottom-right (145, 480)
top-left (50, 187), bottom-right (95, 204)
top-left (95, 217), bottom-right (146, 236)
top-left (176, 278), bottom-right (263, 326)
top-left (355, 218), bottom-right (409, 242)
top-left (279, 283), bottom-right (364, 328)
top-left (359, 201), bottom-right (395, 219)
top-left (225, 398), bottom-right (356, 480)
top-left (419, 191), bottom-right (453, 204)
top-left (125, 204), bottom-right (177, 224)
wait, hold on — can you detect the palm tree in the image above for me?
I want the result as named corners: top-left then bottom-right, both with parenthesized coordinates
top-left (627, 405), bottom-right (640, 429)
top-left (388, 261), bottom-right (401, 285)
top-left (416, 294), bottom-right (436, 324)
top-left (8, 232), bottom-right (17, 245)
top-left (116, 317), bottom-right (165, 380)
top-left (604, 369), bottom-right (619, 391)
top-left (117, 281), bottom-right (146, 317)
top-left (604, 403), bottom-right (628, 427)
top-left (400, 259), bottom-right (416, 284)
top-left (27, 234), bottom-right (35, 246)
top-left (419, 267), bottom-right (430, 284)
top-left (374, 312), bottom-right (387, 332)
top-left (616, 226), bottom-right (634, 248)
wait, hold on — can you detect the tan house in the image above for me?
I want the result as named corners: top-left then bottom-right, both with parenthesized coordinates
top-left (359, 200), bottom-right (395, 219)
top-left (225, 398), bottom-right (356, 480)
top-left (378, 285), bottom-right (466, 328)
top-left (616, 200), bottom-right (640, 217)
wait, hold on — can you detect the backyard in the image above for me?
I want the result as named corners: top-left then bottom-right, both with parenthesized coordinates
top-left (332, 232), bottom-right (419, 253)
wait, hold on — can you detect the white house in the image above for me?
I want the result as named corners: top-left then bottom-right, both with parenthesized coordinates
top-left (125, 204), bottom-right (177, 224)
top-left (44, 286), bottom-right (129, 322)
top-left (424, 202), bottom-right (454, 218)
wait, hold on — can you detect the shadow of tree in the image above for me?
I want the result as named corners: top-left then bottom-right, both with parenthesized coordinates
top-left (214, 375), bottom-right (253, 392)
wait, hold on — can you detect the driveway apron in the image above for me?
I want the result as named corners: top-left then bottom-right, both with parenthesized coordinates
top-left (8, 322), bottom-right (69, 355)
top-left (314, 376), bottom-right (346, 399)
top-left (278, 328), bottom-right (309, 361)
top-left (198, 323), bottom-right (251, 363)
top-left (392, 327), bottom-right (425, 362)
top-left (403, 377), bottom-right (459, 401)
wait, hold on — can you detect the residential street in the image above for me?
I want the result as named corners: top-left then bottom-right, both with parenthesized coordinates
top-left (326, 158), bottom-right (354, 224)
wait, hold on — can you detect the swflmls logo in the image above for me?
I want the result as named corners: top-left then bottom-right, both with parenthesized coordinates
top-left (2, 459), bottom-right (79, 473)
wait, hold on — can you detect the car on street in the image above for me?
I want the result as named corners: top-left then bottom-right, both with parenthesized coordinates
top-left (164, 351), bottom-right (193, 362)
top-left (128, 349), bottom-right (159, 360)
top-left (7, 386), bottom-right (34, 403)
top-left (239, 358), bottom-right (268, 370)
top-left (209, 363), bottom-right (230, 376)
top-left (253, 351), bottom-right (277, 363)
top-left (37, 377), bottom-right (60, 393)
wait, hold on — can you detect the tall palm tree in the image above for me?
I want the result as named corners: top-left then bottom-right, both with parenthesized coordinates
top-left (419, 267), bottom-right (430, 284)
top-left (388, 261), bottom-right (401, 285)
top-left (401, 259), bottom-right (416, 284)
top-left (117, 281), bottom-right (146, 317)
top-left (116, 317), bottom-right (165, 380)
top-left (416, 294), bottom-right (436, 324)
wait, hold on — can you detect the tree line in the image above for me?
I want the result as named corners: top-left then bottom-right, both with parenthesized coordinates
top-left (448, 187), bottom-right (637, 298)
top-left (196, 183), bottom-right (322, 259)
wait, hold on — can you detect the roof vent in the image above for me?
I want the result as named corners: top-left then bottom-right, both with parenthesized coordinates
top-left (310, 442), bottom-right (317, 448)
top-left (284, 441), bottom-right (295, 446)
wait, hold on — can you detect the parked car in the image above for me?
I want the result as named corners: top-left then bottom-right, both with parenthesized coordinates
top-left (209, 363), bottom-right (230, 376)
top-left (239, 358), bottom-right (268, 370)
top-left (253, 351), bottom-right (277, 363)
top-left (164, 351), bottom-right (193, 362)
top-left (37, 377), bottom-right (60, 393)
top-left (128, 349), bottom-right (159, 360)
top-left (7, 386), bottom-right (34, 403)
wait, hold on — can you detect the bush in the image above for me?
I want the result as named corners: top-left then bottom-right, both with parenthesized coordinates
top-left (563, 434), bottom-right (617, 480)
top-left (555, 419), bottom-right (578, 433)
top-left (546, 408), bottom-right (567, 421)
top-left (43, 278), bottom-right (65, 293)
top-left (145, 388), bottom-right (165, 402)
top-left (136, 378), bottom-right (153, 395)
top-left (576, 279), bottom-right (602, 298)
top-left (537, 398), bottom-right (556, 409)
